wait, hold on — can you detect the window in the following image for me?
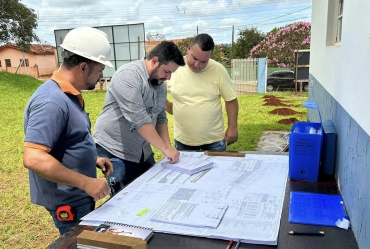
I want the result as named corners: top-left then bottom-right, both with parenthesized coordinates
top-left (5, 59), bottom-right (11, 67)
top-left (19, 59), bottom-right (29, 67)
top-left (326, 0), bottom-right (344, 45)
top-left (336, 0), bottom-right (344, 43)
top-left (0, 60), bottom-right (2, 67)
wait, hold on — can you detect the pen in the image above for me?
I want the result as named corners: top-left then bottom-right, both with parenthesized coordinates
top-left (234, 240), bottom-right (241, 249)
top-left (288, 231), bottom-right (324, 236)
top-left (226, 240), bottom-right (233, 249)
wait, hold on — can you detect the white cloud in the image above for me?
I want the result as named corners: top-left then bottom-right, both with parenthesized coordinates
top-left (182, 20), bottom-right (208, 31)
top-left (220, 18), bottom-right (242, 26)
top-left (21, 0), bottom-right (312, 45)
top-left (162, 26), bottom-right (174, 35)
top-left (177, 0), bottom-right (230, 16)
top-left (145, 16), bottom-right (165, 29)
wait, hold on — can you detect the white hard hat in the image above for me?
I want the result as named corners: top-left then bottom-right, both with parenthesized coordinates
top-left (61, 27), bottom-right (113, 68)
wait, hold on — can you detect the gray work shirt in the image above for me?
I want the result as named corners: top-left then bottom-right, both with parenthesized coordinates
top-left (93, 59), bottom-right (167, 163)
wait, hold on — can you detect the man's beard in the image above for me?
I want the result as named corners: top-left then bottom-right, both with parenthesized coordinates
top-left (85, 80), bottom-right (98, 90)
top-left (149, 66), bottom-right (165, 86)
top-left (84, 67), bottom-right (98, 90)
top-left (149, 78), bottom-right (160, 86)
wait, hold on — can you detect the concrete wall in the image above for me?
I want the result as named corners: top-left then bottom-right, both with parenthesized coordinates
top-left (0, 46), bottom-right (56, 78)
top-left (310, 1), bottom-right (370, 248)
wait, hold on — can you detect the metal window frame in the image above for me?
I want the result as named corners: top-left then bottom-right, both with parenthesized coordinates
top-left (54, 23), bottom-right (146, 78)
top-left (335, 0), bottom-right (344, 43)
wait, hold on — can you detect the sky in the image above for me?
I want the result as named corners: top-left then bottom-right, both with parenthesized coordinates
top-left (22, 0), bottom-right (312, 46)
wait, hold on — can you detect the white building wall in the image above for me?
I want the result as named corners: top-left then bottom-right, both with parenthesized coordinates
top-left (310, 0), bottom-right (370, 136)
top-left (310, 1), bottom-right (370, 248)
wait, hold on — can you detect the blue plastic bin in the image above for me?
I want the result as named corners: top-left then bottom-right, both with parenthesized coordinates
top-left (289, 101), bottom-right (323, 181)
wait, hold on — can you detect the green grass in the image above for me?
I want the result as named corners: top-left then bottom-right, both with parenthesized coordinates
top-left (267, 67), bottom-right (293, 74)
top-left (0, 72), bottom-right (307, 248)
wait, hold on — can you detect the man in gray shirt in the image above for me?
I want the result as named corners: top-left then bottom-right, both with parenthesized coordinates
top-left (93, 41), bottom-right (185, 195)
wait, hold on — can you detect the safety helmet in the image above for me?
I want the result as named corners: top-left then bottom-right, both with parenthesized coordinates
top-left (60, 27), bottom-right (113, 68)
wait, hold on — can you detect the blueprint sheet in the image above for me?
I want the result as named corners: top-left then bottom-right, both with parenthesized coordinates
top-left (81, 152), bottom-right (289, 245)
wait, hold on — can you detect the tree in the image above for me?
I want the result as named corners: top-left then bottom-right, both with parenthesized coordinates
top-left (211, 44), bottom-right (222, 62)
top-left (233, 27), bottom-right (265, 59)
top-left (0, 0), bottom-right (39, 51)
top-left (176, 36), bottom-right (195, 56)
top-left (176, 36), bottom-right (224, 63)
top-left (249, 22), bottom-right (311, 68)
top-left (220, 44), bottom-right (232, 59)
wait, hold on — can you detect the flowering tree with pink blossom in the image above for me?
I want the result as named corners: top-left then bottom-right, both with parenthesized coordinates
top-left (249, 22), bottom-right (311, 68)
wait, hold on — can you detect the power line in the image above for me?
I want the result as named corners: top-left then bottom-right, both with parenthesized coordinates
top-left (36, 5), bottom-right (310, 21)
top-left (33, 1), bottom-right (311, 15)
top-left (30, 1), bottom-right (312, 44)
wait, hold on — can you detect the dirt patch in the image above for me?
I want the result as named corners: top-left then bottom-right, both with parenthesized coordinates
top-left (263, 95), bottom-right (290, 106)
top-left (269, 108), bottom-right (304, 116)
top-left (277, 118), bottom-right (299, 124)
top-left (263, 95), bottom-right (305, 124)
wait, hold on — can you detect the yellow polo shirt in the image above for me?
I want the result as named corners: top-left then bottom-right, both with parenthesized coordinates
top-left (167, 58), bottom-right (236, 146)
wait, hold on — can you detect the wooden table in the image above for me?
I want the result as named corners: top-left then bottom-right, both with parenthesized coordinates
top-left (47, 178), bottom-right (358, 249)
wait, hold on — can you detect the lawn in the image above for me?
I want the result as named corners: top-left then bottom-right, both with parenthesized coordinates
top-left (0, 72), bottom-right (307, 248)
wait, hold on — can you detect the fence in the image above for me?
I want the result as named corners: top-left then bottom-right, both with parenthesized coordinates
top-left (231, 58), bottom-right (258, 94)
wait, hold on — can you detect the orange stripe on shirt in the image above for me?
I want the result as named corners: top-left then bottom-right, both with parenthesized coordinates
top-left (51, 71), bottom-right (84, 107)
top-left (24, 142), bottom-right (51, 153)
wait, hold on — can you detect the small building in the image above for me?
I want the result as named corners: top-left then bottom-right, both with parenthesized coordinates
top-left (310, 1), bottom-right (369, 248)
top-left (0, 43), bottom-right (56, 78)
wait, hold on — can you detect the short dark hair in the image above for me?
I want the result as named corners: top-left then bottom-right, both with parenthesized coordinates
top-left (147, 41), bottom-right (185, 67)
top-left (190, 33), bottom-right (215, 52)
top-left (63, 54), bottom-right (99, 70)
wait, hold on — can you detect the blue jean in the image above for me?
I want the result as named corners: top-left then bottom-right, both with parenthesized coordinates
top-left (96, 144), bottom-right (155, 196)
top-left (174, 139), bottom-right (226, 151)
top-left (46, 201), bottom-right (95, 235)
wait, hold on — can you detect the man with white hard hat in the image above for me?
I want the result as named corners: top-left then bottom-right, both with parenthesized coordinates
top-left (23, 27), bottom-right (113, 235)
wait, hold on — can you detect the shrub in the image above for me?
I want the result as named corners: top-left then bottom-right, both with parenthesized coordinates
top-left (249, 22), bottom-right (311, 68)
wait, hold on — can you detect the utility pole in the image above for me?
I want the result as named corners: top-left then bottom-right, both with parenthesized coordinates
top-left (197, 25), bottom-right (198, 35)
top-left (231, 25), bottom-right (234, 61)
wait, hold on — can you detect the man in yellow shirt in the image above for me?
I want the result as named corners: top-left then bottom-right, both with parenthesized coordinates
top-left (166, 33), bottom-right (239, 151)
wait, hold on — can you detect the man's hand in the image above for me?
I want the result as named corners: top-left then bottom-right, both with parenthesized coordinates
top-left (82, 178), bottom-right (111, 201)
top-left (96, 157), bottom-right (113, 176)
top-left (224, 127), bottom-right (238, 146)
top-left (163, 146), bottom-right (180, 164)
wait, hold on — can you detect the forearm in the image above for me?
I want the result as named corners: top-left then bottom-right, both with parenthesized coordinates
top-left (23, 147), bottom-right (90, 190)
top-left (138, 123), bottom-right (168, 152)
top-left (166, 100), bottom-right (173, 115)
top-left (225, 98), bottom-right (239, 128)
top-left (156, 123), bottom-right (172, 146)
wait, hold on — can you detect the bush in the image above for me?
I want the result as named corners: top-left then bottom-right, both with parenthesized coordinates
top-left (249, 22), bottom-right (311, 68)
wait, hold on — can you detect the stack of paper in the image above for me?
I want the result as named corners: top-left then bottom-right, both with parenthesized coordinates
top-left (161, 155), bottom-right (214, 175)
top-left (150, 200), bottom-right (228, 228)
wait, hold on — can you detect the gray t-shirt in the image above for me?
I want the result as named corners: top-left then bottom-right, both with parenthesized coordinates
top-left (93, 59), bottom-right (167, 163)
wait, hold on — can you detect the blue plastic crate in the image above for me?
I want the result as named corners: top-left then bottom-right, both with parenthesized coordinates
top-left (289, 101), bottom-right (323, 181)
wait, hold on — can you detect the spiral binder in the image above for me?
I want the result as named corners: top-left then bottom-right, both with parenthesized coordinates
top-left (100, 221), bottom-right (154, 241)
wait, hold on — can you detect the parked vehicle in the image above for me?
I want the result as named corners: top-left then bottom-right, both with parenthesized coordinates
top-left (266, 70), bottom-right (308, 92)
